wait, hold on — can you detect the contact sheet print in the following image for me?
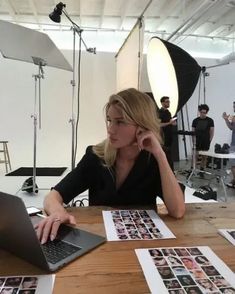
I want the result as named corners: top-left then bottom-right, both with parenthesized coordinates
top-left (0, 275), bottom-right (55, 294)
top-left (135, 246), bottom-right (235, 294)
top-left (218, 229), bottom-right (235, 246)
top-left (102, 209), bottom-right (175, 241)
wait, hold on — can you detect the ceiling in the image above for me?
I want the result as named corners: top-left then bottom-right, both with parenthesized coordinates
top-left (1, 0), bottom-right (235, 58)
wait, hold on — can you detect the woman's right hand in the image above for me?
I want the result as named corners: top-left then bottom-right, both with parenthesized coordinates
top-left (35, 211), bottom-right (76, 244)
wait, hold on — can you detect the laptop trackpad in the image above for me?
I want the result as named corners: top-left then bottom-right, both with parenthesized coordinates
top-left (57, 224), bottom-right (81, 244)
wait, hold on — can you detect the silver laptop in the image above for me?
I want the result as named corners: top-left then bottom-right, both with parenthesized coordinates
top-left (0, 191), bottom-right (106, 272)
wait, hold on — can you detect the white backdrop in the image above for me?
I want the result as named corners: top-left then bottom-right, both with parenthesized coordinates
top-left (0, 50), bottom-right (235, 173)
top-left (116, 20), bottom-right (144, 91)
top-left (0, 50), bottom-right (115, 171)
top-left (177, 58), bottom-right (235, 159)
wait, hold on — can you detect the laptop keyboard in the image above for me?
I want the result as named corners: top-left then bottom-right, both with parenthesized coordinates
top-left (42, 239), bottom-right (81, 264)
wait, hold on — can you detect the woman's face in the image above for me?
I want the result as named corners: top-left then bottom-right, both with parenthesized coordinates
top-left (106, 105), bottom-right (138, 149)
top-left (182, 258), bottom-right (193, 268)
top-left (151, 249), bottom-right (161, 256)
top-left (22, 278), bottom-right (37, 288)
top-left (169, 257), bottom-right (178, 263)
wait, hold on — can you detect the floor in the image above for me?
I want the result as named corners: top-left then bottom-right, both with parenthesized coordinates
top-left (0, 159), bottom-right (234, 209)
top-left (174, 159), bottom-right (235, 203)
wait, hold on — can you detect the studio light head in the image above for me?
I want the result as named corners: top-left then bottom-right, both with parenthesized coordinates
top-left (147, 37), bottom-right (201, 116)
top-left (49, 2), bottom-right (66, 23)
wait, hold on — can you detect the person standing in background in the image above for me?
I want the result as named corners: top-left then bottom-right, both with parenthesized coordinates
top-left (158, 96), bottom-right (177, 169)
top-left (222, 101), bottom-right (235, 188)
top-left (192, 104), bottom-right (214, 177)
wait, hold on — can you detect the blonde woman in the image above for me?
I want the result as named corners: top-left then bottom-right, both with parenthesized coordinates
top-left (37, 88), bottom-right (185, 244)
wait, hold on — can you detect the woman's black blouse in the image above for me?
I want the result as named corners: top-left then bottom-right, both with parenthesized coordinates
top-left (54, 146), bottom-right (163, 206)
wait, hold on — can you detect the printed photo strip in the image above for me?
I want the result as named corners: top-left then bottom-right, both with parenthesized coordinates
top-left (102, 209), bottom-right (175, 241)
top-left (135, 246), bottom-right (235, 294)
top-left (0, 276), bottom-right (38, 294)
top-left (218, 229), bottom-right (235, 246)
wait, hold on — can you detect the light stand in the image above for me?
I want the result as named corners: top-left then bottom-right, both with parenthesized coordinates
top-left (200, 60), bottom-right (230, 106)
top-left (201, 66), bottom-right (210, 104)
top-left (22, 57), bottom-right (45, 194)
top-left (176, 130), bottom-right (195, 177)
top-left (49, 2), bottom-right (96, 170)
top-left (0, 19), bottom-right (72, 195)
top-left (185, 132), bottom-right (201, 184)
top-left (33, 58), bottom-right (45, 193)
top-left (179, 109), bottom-right (188, 160)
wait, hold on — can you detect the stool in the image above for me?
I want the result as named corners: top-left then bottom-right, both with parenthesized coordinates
top-left (0, 141), bottom-right (12, 173)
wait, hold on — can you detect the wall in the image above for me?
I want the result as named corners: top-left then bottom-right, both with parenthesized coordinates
top-left (0, 50), bottom-right (116, 171)
top-left (178, 58), bottom-right (235, 159)
top-left (1, 49), bottom-right (235, 174)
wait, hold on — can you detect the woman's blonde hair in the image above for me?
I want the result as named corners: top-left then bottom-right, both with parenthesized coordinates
top-left (93, 88), bottom-right (162, 167)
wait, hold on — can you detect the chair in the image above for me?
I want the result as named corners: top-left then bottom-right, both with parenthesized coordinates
top-left (0, 141), bottom-right (12, 173)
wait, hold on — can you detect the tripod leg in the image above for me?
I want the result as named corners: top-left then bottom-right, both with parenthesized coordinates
top-left (186, 135), bottom-right (197, 186)
top-left (33, 114), bottom-right (37, 194)
top-left (186, 171), bottom-right (194, 185)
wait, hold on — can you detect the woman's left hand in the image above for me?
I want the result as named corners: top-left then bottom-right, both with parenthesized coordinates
top-left (136, 127), bottom-right (162, 156)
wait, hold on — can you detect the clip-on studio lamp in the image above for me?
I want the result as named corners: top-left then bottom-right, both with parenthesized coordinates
top-left (49, 2), bottom-right (96, 170)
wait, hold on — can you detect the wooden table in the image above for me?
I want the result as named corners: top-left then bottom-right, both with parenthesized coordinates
top-left (0, 203), bottom-right (235, 294)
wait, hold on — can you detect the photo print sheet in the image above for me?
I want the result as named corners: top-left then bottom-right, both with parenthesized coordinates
top-left (0, 274), bottom-right (55, 294)
top-left (135, 246), bottom-right (235, 294)
top-left (218, 229), bottom-right (235, 246)
top-left (102, 209), bottom-right (175, 241)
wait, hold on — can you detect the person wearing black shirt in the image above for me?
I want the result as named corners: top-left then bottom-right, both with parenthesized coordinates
top-left (158, 96), bottom-right (176, 169)
top-left (192, 104), bottom-right (214, 175)
top-left (158, 96), bottom-right (176, 148)
top-left (36, 88), bottom-right (185, 244)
